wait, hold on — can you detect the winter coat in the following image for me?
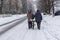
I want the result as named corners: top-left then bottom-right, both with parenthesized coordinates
top-left (27, 11), bottom-right (34, 22)
top-left (35, 11), bottom-right (42, 22)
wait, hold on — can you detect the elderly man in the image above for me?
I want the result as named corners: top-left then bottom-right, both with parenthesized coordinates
top-left (35, 10), bottom-right (42, 30)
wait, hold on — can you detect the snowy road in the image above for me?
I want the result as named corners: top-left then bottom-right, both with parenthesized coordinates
top-left (0, 17), bottom-right (27, 35)
top-left (0, 14), bottom-right (27, 35)
top-left (0, 15), bottom-right (60, 40)
top-left (0, 20), bottom-right (47, 40)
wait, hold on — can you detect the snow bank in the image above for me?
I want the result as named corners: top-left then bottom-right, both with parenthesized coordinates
top-left (0, 14), bottom-right (27, 26)
top-left (43, 15), bottom-right (60, 40)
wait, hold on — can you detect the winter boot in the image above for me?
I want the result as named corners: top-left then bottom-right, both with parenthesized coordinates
top-left (38, 26), bottom-right (40, 30)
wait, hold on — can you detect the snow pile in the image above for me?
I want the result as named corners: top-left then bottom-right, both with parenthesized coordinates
top-left (0, 14), bottom-right (27, 26)
top-left (42, 15), bottom-right (60, 40)
top-left (0, 14), bottom-right (12, 17)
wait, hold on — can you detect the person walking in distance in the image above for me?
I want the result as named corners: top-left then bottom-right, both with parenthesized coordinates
top-left (35, 10), bottom-right (42, 30)
top-left (27, 10), bottom-right (34, 29)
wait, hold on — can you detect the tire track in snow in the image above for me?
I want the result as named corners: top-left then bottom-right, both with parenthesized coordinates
top-left (0, 16), bottom-right (27, 35)
top-left (0, 20), bottom-right (29, 40)
top-left (7, 19), bottom-right (29, 40)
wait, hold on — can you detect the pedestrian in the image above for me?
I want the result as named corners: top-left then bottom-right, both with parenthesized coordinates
top-left (35, 10), bottom-right (42, 30)
top-left (27, 10), bottom-right (34, 29)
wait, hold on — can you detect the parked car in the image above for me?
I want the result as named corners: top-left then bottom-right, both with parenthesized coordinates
top-left (54, 11), bottom-right (60, 16)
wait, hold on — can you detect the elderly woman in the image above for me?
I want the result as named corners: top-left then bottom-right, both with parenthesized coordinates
top-left (27, 10), bottom-right (34, 29)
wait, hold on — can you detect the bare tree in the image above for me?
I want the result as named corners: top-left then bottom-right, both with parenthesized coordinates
top-left (37, 0), bottom-right (59, 15)
top-left (15, 0), bottom-right (18, 12)
top-left (0, 0), bottom-right (3, 14)
top-left (21, 0), bottom-right (27, 13)
top-left (0, 0), bottom-right (25, 14)
top-left (9, 0), bottom-right (12, 13)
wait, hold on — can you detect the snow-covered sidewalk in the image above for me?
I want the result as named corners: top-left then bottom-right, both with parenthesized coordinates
top-left (0, 20), bottom-right (47, 40)
top-left (42, 15), bottom-right (60, 40)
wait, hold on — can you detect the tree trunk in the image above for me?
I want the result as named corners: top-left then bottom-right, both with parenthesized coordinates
top-left (52, 0), bottom-right (54, 16)
top-left (21, 0), bottom-right (27, 13)
top-left (9, 0), bottom-right (12, 13)
top-left (15, 0), bottom-right (18, 12)
top-left (0, 0), bottom-right (3, 14)
top-left (0, 7), bottom-right (2, 14)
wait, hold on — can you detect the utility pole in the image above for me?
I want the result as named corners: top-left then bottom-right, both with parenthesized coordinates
top-left (0, 0), bottom-right (3, 14)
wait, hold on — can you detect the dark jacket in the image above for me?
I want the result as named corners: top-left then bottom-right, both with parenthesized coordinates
top-left (35, 11), bottom-right (42, 22)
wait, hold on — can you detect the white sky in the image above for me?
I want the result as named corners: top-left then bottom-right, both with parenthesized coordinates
top-left (33, 0), bottom-right (36, 1)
